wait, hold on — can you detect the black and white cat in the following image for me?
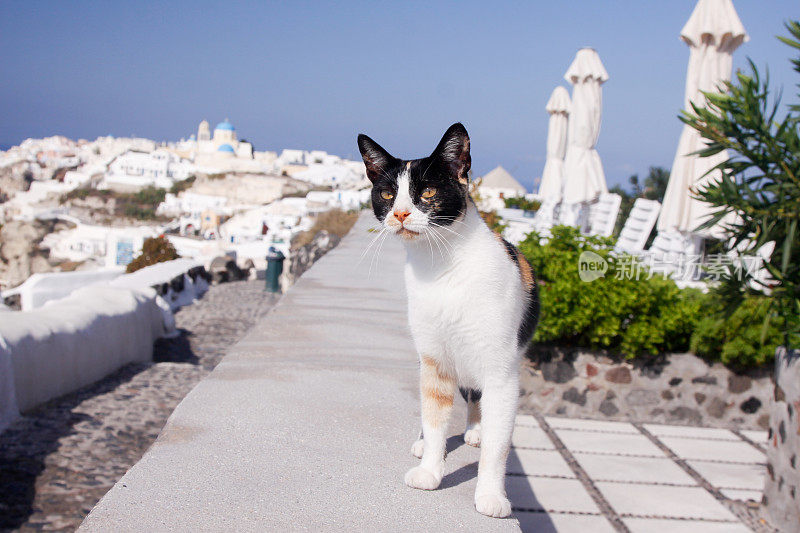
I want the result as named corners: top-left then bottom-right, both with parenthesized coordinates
top-left (357, 123), bottom-right (539, 518)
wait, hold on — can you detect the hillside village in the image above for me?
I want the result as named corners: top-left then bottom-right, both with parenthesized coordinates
top-left (0, 119), bottom-right (376, 293)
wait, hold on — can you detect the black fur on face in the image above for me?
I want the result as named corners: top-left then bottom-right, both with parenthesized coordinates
top-left (357, 123), bottom-right (471, 226)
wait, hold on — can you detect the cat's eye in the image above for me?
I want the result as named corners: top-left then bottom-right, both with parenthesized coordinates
top-left (421, 187), bottom-right (436, 200)
top-left (380, 190), bottom-right (394, 200)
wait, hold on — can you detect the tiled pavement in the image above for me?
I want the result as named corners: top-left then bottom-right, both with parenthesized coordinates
top-left (508, 415), bottom-right (769, 532)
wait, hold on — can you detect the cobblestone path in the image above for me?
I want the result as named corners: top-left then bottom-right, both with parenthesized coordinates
top-left (0, 280), bottom-right (278, 532)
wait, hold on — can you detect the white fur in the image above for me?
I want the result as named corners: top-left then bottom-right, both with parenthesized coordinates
top-left (382, 180), bottom-right (526, 518)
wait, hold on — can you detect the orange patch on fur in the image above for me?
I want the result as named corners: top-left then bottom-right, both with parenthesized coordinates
top-left (516, 250), bottom-right (535, 290)
top-left (420, 356), bottom-right (455, 428)
top-left (423, 387), bottom-right (454, 408)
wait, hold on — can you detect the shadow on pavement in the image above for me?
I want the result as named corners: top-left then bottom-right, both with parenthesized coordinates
top-left (0, 363), bottom-right (148, 530)
top-left (152, 328), bottom-right (200, 365)
top-left (507, 446), bottom-right (558, 533)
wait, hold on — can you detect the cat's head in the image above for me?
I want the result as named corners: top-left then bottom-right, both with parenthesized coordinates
top-left (357, 123), bottom-right (471, 241)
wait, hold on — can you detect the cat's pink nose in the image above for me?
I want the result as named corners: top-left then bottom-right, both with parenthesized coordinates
top-left (394, 210), bottom-right (410, 223)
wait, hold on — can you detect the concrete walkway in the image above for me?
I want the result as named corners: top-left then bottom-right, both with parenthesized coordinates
top-left (81, 215), bottom-right (519, 532)
top-left (81, 215), bottom-right (767, 532)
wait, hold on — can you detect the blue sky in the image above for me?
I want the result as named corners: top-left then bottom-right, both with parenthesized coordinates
top-left (1, 1), bottom-right (798, 190)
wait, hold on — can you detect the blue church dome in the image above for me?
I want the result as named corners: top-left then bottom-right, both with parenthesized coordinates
top-left (215, 120), bottom-right (235, 131)
top-left (217, 144), bottom-right (235, 153)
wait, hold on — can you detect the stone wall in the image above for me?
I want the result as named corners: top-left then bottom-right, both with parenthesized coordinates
top-left (764, 347), bottom-right (800, 530)
top-left (280, 230), bottom-right (341, 290)
top-left (520, 346), bottom-right (772, 430)
top-left (0, 219), bottom-right (70, 289)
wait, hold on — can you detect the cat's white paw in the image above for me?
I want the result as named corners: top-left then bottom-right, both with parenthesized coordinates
top-left (404, 466), bottom-right (441, 490)
top-left (464, 428), bottom-right (481, 447)
top-left (475, 492), bottom-right (512, 518)
top-left (411, 439), bottom-right (424, 458)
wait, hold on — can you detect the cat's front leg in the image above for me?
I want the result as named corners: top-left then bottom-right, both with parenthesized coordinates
top-left (405, 355), bottom-right (454, 490)
top-left (474, 374), bottom-right (518, 518)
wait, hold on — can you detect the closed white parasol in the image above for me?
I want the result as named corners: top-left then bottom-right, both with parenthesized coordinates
top-left (657, 0), bottom-right (748, 238)
top-left (537, 86), bottom-right (571, 202)
top-left (561, 48), bottom-right (609, 207)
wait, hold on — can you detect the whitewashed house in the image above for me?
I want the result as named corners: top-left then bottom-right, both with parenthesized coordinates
top-left (101, 149), bottom-right (195, 191)
top-left (476, 166), bottom-right (528, 211)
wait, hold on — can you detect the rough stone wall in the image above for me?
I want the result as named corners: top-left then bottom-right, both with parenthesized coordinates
top-left (280, 230), bottom-right (340, 291)
top-left (764, 347), bottom-right (800, 530)
top-left (520, 346), bottom-right (772, 430)
top-left (0, 219), bottom-right (66, 288)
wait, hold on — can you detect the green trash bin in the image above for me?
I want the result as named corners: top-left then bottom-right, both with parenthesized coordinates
top-left (265, 247), bottom-right (285, 293)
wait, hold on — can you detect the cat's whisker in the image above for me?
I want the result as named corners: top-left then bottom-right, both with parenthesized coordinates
top-left (365, 226), bottom-right (389, 270)
top-left (424, 231), bottom-right (436, 265)
top-left (368, 229), bottom-right (386, 276)
top-left (358, 225), bottom-right (388, 265)
top-left (369, 227), bottom-right (391, 278)
top-left (427, 228), bottom-right (447, 263)
top-left (429, 221), bottom-right (464, 239)
top-left (427, 227), bottom-right (454, 262)
top-left (436, 229), bottom-right (457, 260)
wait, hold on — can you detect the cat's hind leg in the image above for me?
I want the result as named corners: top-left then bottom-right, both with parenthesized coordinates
top-left (411, 429), bottom-right (424, 458)
top-left (459, 387), bottom-right (482, 447)
top-left (405, 355), bottom-right (455, 490)
top-left (474, 371), bottom-right (518, 518)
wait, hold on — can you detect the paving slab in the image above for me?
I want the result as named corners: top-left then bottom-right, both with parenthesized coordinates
top-left (545, 417), bottom-right (638, 434)
top-left (643, 423), bottom-right (739, 440)
top-left (741, 429), bottom-right (768, 444)
top-left (573, 454), bottom-right (696, 485)
top-left (80, 215), bottom-right (519, 532)
top-left (659, 437), bottom-right (766, 464)
top-left (554, 429), bottom-right (666, 457)
top-left (507, 449), bottom-right (574, 478)
top-left (515, 512), bottom-right (615, 533)
top-left (596, 482), bottom-right (740, 521)
top-left (721, 488), bottom-right (764, 502)
top-left (687, 460), bottom-right (765, 490)
top-left (515, 414), bottom-right (539, 427)
top-left (506, 477), bottom-right (600, 514)
top-left (512, 425), bottom-right (556, 450)
top-left (623, 517), bottom-right (751, 533)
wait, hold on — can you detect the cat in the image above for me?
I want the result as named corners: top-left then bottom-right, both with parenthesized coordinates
top-left (357, 123), bottom-right (539, 518)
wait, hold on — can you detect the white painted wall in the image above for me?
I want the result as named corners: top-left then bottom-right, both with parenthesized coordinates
top-left (0, 285), bottom-right (165, 417)
top-left (1, 268), bottom-right (125, 311)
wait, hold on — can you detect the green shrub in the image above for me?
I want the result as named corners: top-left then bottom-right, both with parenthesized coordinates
top-left (292, 209), bottom-right (358, 249)
top-left (518, 225), bottom-right (707, 357)
top-left (504, 196), bottom-right (541, 211)
top-left (169, 175), bottom-right (196, 194)
top-left (691, 296), bottom-right (782, 370)
top-left (126, 236), bottom-right (178, 273)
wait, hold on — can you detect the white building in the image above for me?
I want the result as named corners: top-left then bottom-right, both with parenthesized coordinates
top-left (291, 162), bottom-right (367, 189)
top-left (476, 166), bottom-right (528, 211)
top-left (306, 189), bottom-right (370, 212)
top-left (101, 149), bottom-right (195, 191)
top-left (42, 222), bottom-right (161, 268)
top-left (219, 198), bottom-right (312, 246)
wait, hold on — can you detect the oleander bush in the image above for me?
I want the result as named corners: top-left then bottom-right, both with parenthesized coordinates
top-left (685, 20), bottom-right (800, 350)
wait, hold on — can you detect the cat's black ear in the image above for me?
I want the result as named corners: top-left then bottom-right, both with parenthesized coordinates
top-left (357, 134), bottom-right (396, 183)
top-left (431, 123), bottom-right (471, 185)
